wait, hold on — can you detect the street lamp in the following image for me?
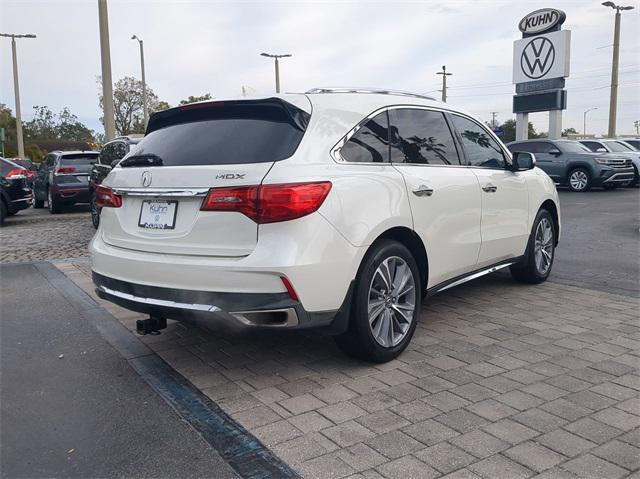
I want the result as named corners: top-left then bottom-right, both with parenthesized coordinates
top-left (0, 33), bottom-right (36, 159)
top-left (602, 1), bottom-right (635, 138)
top-left (260, 53), bottom-right (292, 93)
top-left (131, 34), bottom-right (148, 127)
top-left (583, 107), bottom-right (598, 136)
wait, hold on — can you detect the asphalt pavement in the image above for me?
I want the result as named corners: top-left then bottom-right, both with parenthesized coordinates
top-left (551, 188), bottom-right (640, 297)
top-left (0, 262), bottom-right (240, 479)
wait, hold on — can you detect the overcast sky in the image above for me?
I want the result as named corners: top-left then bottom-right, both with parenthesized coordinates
top-left (1, 0), bottom-right (639, 136)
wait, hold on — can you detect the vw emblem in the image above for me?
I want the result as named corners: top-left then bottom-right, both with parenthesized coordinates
top-left (141, 171), bottom-right (152, 187)
top-left (521, 37), bottom-right (555, 79)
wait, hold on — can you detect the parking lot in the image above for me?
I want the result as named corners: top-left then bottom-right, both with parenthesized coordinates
top-left (1, 188), bottom-right (639, 478)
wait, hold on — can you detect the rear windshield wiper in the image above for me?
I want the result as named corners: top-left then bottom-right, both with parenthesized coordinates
top-left (119, 154), bottom-right (164, 168)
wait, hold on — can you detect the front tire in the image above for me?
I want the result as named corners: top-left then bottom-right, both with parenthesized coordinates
top-left (567, 168), bottom-right (591, 192)
top-left (334, 240), bottom-right (421, 363)
top-left (510, 209), bottom-right (556, 284)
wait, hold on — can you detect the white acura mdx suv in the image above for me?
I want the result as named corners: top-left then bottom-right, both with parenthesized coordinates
top-left (91, 89), bottom-right (560, 362)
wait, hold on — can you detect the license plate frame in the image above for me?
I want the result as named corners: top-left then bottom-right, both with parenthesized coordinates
top-left (138, 200), bottom-right (178, 230)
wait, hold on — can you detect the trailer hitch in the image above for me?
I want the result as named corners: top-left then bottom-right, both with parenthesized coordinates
top-left (136, 316), bottom-right (167, 335)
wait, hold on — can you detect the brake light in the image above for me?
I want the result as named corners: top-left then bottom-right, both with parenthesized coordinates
top-left (200, 181), bottom-right (331, 224)
top-left (55, 166), bottom-right (76, 175)
top-left (95, 185), bottom-right (122, 208)
top-left (280, 276), bottom-right (299, 301)
top-left (5, 168), bottom-right (26, 179)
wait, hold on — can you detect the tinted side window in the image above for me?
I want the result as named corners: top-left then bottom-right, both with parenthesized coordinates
top-left (99, 143), bottom-right (117, 165)
top-left (115, 142), bottom-right (129, 160)
top-left (389, 109), bottom-right (459, 165)
top-left (0, 158), bottom-right (13, 176)
top-left (340, 112), bottom-right (390, 163)
top-left (580, 141), bottom-right (600, 152)
top-left (451, 115), bottom-right (508, 168)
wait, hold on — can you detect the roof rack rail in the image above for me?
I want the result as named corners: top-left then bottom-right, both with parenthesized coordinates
top-left (305, 87), bottom-right (437, 101)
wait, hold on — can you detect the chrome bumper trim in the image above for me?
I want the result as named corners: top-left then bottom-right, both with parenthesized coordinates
top-left (97, 285), bottom-right (221, 312)
top-left (603, 173), bottom-right (634, 183)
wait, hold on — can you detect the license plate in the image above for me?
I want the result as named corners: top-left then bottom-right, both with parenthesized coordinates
top-left (138, 200), bottom-right (178, 229)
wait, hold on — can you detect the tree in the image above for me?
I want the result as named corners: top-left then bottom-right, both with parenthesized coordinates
top-left (98, 76), bottom-right (170, 136)
top-left (179, 93), bottom-right (213, 105)
top-left (562, 127), bottom-right (579, 137)
top-left (497, 119), bottom-right (543, 143)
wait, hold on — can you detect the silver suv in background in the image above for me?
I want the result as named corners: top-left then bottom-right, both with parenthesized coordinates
top-left (579, 139), bottom-right (640, 187)
top-left (506, 139), bottom-right (634, 192)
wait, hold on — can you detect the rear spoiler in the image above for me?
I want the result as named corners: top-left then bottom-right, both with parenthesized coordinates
top-left (146, 98), bottom-right (310, 135)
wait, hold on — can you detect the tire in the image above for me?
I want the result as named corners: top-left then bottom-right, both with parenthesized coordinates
top-left (334, 239), bottom-right (421, 363)
top-left (0, 200), bottom-right (7, 226)
top-left (90, 191), bottom-right (100, 229)
top-left (567, 168), bottom-right (591, 192)
top-left (32, 188), bottom-right (44, 208)
top-left (510, 209), bottom-right (556, 284)
top-left (48, 188), bottom-right (62, 214)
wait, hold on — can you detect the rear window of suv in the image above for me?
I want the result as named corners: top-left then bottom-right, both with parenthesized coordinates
top-left (122, 99), bottom-right (310, 167)
top-left (60, 153), bottom-right (99, 165)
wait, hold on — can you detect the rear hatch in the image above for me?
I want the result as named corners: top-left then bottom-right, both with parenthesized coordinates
top-left (56, 153), bottom-right (99, 187)
top-left (101, 96), bottom-right (311, 257)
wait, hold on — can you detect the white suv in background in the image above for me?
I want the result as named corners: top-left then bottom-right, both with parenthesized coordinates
top-left (90, 89), bottom-right (560, 362)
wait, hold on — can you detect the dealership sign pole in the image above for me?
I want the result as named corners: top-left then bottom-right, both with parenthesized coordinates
top-left (513, 8), bottom-right (570, 140)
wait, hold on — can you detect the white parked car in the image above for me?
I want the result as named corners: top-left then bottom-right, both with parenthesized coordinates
top-left (90, 89), bottom-right (560, 362)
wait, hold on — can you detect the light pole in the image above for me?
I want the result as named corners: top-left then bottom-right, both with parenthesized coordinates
top-left (98, 0), bottom-right (116, 141)
top-left (0, 33), bottom-right (36, 159)
top-left (583, 107), bottom-right (598, 136)
top-left (436, 65), bottom-right (452, 103)
top-left (260, 53), bottom-right (292, 93)
top-left (602, 2), bottom-right (634, 138)
top-left (131, 35), bottom-right (148, 127)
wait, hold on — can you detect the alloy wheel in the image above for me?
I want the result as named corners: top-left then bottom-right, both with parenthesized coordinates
top-left (534, 217), bottom-right (554, 275)
top-left (569, 171), bottom-right (588, 191)
top-left (367, 256), bottom-right (416, 348)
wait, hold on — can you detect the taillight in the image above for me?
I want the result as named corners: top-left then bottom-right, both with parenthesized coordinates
top-left (54, 166), bottom-right (76, 175)
top-left (95, 185), bottom-right (122, 208)
top-left (280, 276), bottom-right (299, 301)
top-left (200, 181), bottom-right (331, 224)
top-left (5, 169), bottom-right (26, 179)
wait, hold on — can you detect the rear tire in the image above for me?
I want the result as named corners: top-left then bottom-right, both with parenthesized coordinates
top-left (32, 188), bottom-right (44, 208)
top-left (567, 168), bottom-right (591, 192)
top-left (90, 191), bottom-right (100, 229)
top-left (334, 240), bottom-right (421, 363)
top-left (510, 209), bottom-right (556, 284)
top-left (48, 189), bottom-right (62, 214)
top-left (0, 200), bottom-right (7, 226)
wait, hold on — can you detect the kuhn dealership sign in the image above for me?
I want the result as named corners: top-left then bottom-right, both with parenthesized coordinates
top-left (519, 8), bottom-right (566, 35)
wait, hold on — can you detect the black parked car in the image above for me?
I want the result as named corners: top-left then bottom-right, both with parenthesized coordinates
top-left (32, 150), bottom-right (99, 214)
top-left (506, 139), bottom-right (634, 192)
top-left (0, 157), bottom-right (32, 225)
top-left (90, 135), bottom-right (142, 228)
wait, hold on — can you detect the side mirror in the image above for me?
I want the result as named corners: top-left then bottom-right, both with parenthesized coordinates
top-left (548, 148), bottom-right (562, 156)
top-left (511, 151), bottom-right (536, 171)
top-left (596, 147), bottom-right (607, 153)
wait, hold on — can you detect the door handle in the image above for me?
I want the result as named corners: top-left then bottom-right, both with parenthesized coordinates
top-left (482, 184), bottom-right (498, 193)
top-left (412, 185), bottom-right (434, 197)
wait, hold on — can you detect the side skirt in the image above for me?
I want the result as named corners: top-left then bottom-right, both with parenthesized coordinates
top-left (425, 256), bottom-right (524, 298)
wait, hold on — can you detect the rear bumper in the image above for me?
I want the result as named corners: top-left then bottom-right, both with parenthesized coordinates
top-left (93, 271), bottom-right (352, 333)
top-left (51, 183), bottom-right (90, 203)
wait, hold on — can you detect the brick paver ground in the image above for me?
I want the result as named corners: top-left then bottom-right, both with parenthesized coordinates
top-left (58, 260), bottom-right (640, 479)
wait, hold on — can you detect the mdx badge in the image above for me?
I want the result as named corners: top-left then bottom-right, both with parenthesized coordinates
top-left (216, 173), bottom-right (246, 180)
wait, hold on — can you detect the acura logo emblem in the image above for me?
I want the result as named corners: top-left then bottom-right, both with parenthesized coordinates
top-left (141, 171), bottom-right (152, 187)
top-left (521, 37), bottom-right (555, 79)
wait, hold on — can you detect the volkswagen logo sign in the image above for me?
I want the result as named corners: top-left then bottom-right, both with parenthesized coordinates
top-left (141, 171), bottom-right (152, 187)
top-left (520, 37), bottom-right (555, 79)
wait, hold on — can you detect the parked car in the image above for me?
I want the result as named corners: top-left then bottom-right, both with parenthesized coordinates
top-left (622, 139), bottom-right (640, 151)
top-left (578, 139), bottom-right (640, 187)
top-left (0, 157), bottom-right (32, 225)
top-left (506, 139), bottom-right (634, 192)
top-left (91, 90), bottom-right (560, 362)
top-left (90, 135), bottom-right (142, 228)
top-left (32, 150), bottom-right (99, 214)
top-left (9, 158), bottom-right (36, 186)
